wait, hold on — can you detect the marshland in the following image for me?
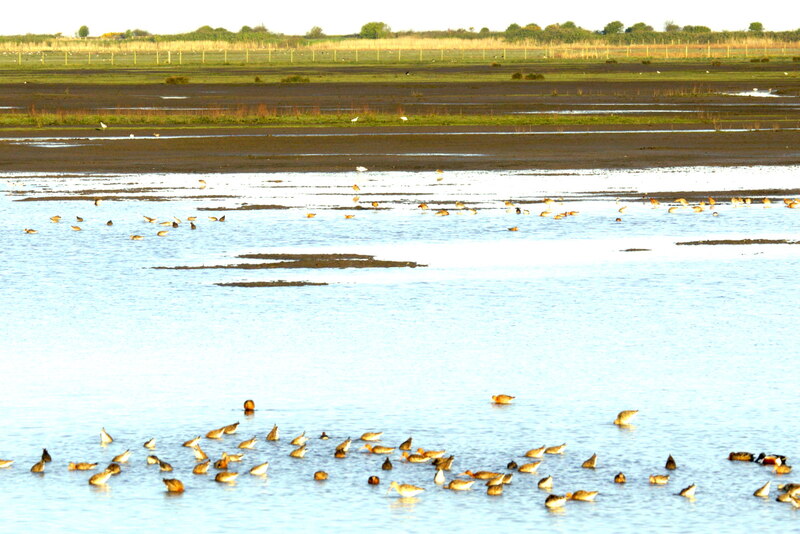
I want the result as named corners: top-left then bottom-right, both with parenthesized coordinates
top-left (2, 19), bottom-right (800, 532)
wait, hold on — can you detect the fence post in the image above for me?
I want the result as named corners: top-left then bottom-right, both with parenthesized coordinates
top-left (179, 51), bottom-right (182, 65)
top-left (419, 49), bottom-right (422, 62)
top-left (333, 49), bottom-right (335, 62)
top-left (246, 49), bottom-right (249, 63)
top-left (744, 43), bottom-right (748, 57)
top-left (268, 48), bottom-right (271, 63)
top-left (290, 49), bottom-right (294, 63)
top-left (355, 49), bottom-right (358, 62)
top-left (64, 51), bottom-right (68, 66)
top-left (18, 51), bottom-right (21, 65)
top-left (312, 49), bottom-right (314, 62)
top-left (202, 50), bottom-right (205, 64)
top-left (111, 52), bottom-right (114, 65)
top-left (41, 51), bottom-right (44, 64)
top-left (377, 48), bottom-right (380, 62)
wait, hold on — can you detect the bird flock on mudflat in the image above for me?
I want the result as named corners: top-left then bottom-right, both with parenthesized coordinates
top-left (17, 167), bottom-right (800, 239)
top-left (2, 398), bottom-right (797, 510)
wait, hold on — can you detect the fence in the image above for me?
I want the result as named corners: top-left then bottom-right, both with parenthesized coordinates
top-left (1, 44), bottom-right (799, 67)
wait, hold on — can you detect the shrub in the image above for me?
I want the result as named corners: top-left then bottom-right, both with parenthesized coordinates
top-left (511, 72), bottom-right (523, 80)
top-left (280, 75), bottom-right (310, 83)
top-left (793, 57), bottom-right (800, 62)
top-left (490, 62), bottom-right (501, 67)
top-left (524, 73), bottom-right (545, 80)
top-left (165, 76), bottom-right (189, 84)
top-left (605, 58), bottom-right (617, 64)
top-left (749, 58), bottom-right (760, 62)
top-left (760, 57), bottom-right (770, 62)
top-left (641, 60), bottom-right (651, 65)
top-left (711, 60), bottom-right (722, 66)
top-left (254, 76), bottom-right (262, 83)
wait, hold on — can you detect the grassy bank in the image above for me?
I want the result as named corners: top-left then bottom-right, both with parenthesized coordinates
top-left (0, 110), bottom-right (712, 128)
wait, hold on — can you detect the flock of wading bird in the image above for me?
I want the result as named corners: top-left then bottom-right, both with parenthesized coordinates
top-left (18, 169), bottom-right (800, 238)
top-left (1, 397), bottom-right (797, 510)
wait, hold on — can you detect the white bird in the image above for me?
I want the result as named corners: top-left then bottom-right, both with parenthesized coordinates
top-left (99, 121), bottom-right (108, 129)
top-left (400, 116), bottom-right (408, 121)
top-left (129, 134), bottom-right (134, 138)
top-left (351, 117), bottom-right (359, 122)
top-left (356, 166), bottom-right (368, 172)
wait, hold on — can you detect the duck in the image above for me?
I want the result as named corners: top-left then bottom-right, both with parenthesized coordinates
top-left (461, 470), bottom-right (502, 480)
top-left (249, 462), bottom-right (269, 476)
top-left (112, 450), bottom-right (131, 463)
top-left (130, 235), bottom-right (144, 240)
top-left (417, 448), bottom-right (445, 459)
top-left (492, 394), bottom-right (515, 405)
top-left (146, 455), bottom-right (160, 465)
top-left (434, 470), bottom-right (446, 485)
top-left (314, 471), bottom-right (328, 481)
top-left (507, 461), bottom-right (518, 470)
top-left (238, 437), bottom-right (258, 449)
top-left (582, 453), bottom-right (597, 469)
top-left (158, 460), bottom-right (173, 472)
top-left (728, 451), bottom-right (754, 462)
top-left (50, 215), bottom-right (61, 223)
top-left (266, 425), bottom-right (279, 441)
top-left (289, 445), bottom-right (307, 458)
top-left (206, 427), bottom-right (225, 440)
top-left (398, 437), bottom-right (413, 450)
top-left (290, 432), bottom-right (309, 447)
top-left (364, 444), bottom-right (395, 455)
top-left (41, 449), bottom-right (51, 463)
top-left (320, 432), bottom-right (330, 440)
top-left (679, 484), bottom-right (697, 498)
top-left (774, 465), bottom-right (792, 475)
top-left (665, 455), bottom-right (677, 470)
top-left (68, 462), bottom-right (97, 471)
top-left (538, 476), bottom-right (554, 490)
top-left (567, 490), bottom-right (598, 501)
top-left (215, 472), bottom-right (238, 483)
top-left (192, 445), bottom-right (208, 461)
top-left (432, 456), bottom-right (454, 471)
top-left (544, 494), bottom-right (567, 509)
top-left (545, 444), bottom-right (566, 455)
top-left (163, 478), bottom-right (184, 493)
top-left (143, 438), bottom-right (156, 450)
top-left (214, 458), bottom-right (229, 470)
top-left (360, 432), bottom-right (383, 442)
top-left (222, 452), bottom-right (244, 462)
top-left (100, 428), bottom-right (113, 445)
top-left (30, 460), bottom-right (45, 473)
top-left (649, 474), bottom-right (670, 485)
top-left (614, 410), bottom-right (638, 426)
top-left (518, 462), bottom-right (541, 474)
top-left (388, 481), bottom-right (424, 498)
top-left (105, 463), bottom-right (121, 475)
top-left (368, 476), bottom-right (380, 485)
top-left (402, 452), bottom-right (431, 463)
top-left (445, 479), bottom-right (475, 491)
top-left (382, 458), bottom-right (393, 470)
top-left (335, 438), bottom-right (352, 453)
top-left (0, 460), bottom-right (14, 469)
top-left (614, 472), bottom-right (627, 484)
top-left (753, 481), bottom-right (771, 498)
top-left (156, 230), bottom-right (169, 237)
top-left (525, 446), bottom-right (546, 458)
top-left (243, 399), bottom-right (255, 414)
top-left (487, 485), bottom-right (503, 496)
top-left (193, 460), bottom-right (210, 475)
top-left (88, 469), bottom-right (113, 486)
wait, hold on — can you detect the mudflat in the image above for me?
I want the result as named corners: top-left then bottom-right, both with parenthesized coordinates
top-left (1, 63), bottom-right (798, 173)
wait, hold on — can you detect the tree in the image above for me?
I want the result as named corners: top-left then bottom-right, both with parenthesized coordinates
top-left (664, 20), bottom-right (680, 32)
top-left (749, 22), bottom-right (764, 32)
top-left (626, 22), bottom-right (654, 33)
top-left (306, 26), bottom-right (325, 38)
top-left (78, 25), bottom-right (89, 38)
top-left (603, 21), bottom-right (624, 34)
top-left (562, 21), bottom-right (577, 29)
top-left (360, 21), bottom-right (391, 39)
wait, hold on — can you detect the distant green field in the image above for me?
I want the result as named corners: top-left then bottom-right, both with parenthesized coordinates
top-left (0, 62), bottom-right (797, 85)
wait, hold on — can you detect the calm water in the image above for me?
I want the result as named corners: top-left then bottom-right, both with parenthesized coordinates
top-left (2, 166), bottom-right (800, 532)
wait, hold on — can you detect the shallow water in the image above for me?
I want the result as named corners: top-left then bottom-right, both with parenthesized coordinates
top-left (2, 166), bottom-right (800, 531)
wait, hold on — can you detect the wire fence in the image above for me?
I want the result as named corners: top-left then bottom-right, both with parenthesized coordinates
top-left (2, 44), bottom-right (799, 67)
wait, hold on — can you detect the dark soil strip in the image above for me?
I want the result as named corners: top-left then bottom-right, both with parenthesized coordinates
top-left (14, 194), bottom-right (237, 202)
top-left (155, 253), bottom-right (425, 270)
top-left (620, 248), bottom-right (652, 252)
top-left (676, 239), bottom-right (799, 246)
top-left (198, 204), bottom-right (291, 211)
top-left (215, 280), bottom-right (328, 287)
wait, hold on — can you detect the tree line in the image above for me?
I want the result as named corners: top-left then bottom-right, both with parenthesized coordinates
top-left (5, 20), bottom-right (799, 45)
